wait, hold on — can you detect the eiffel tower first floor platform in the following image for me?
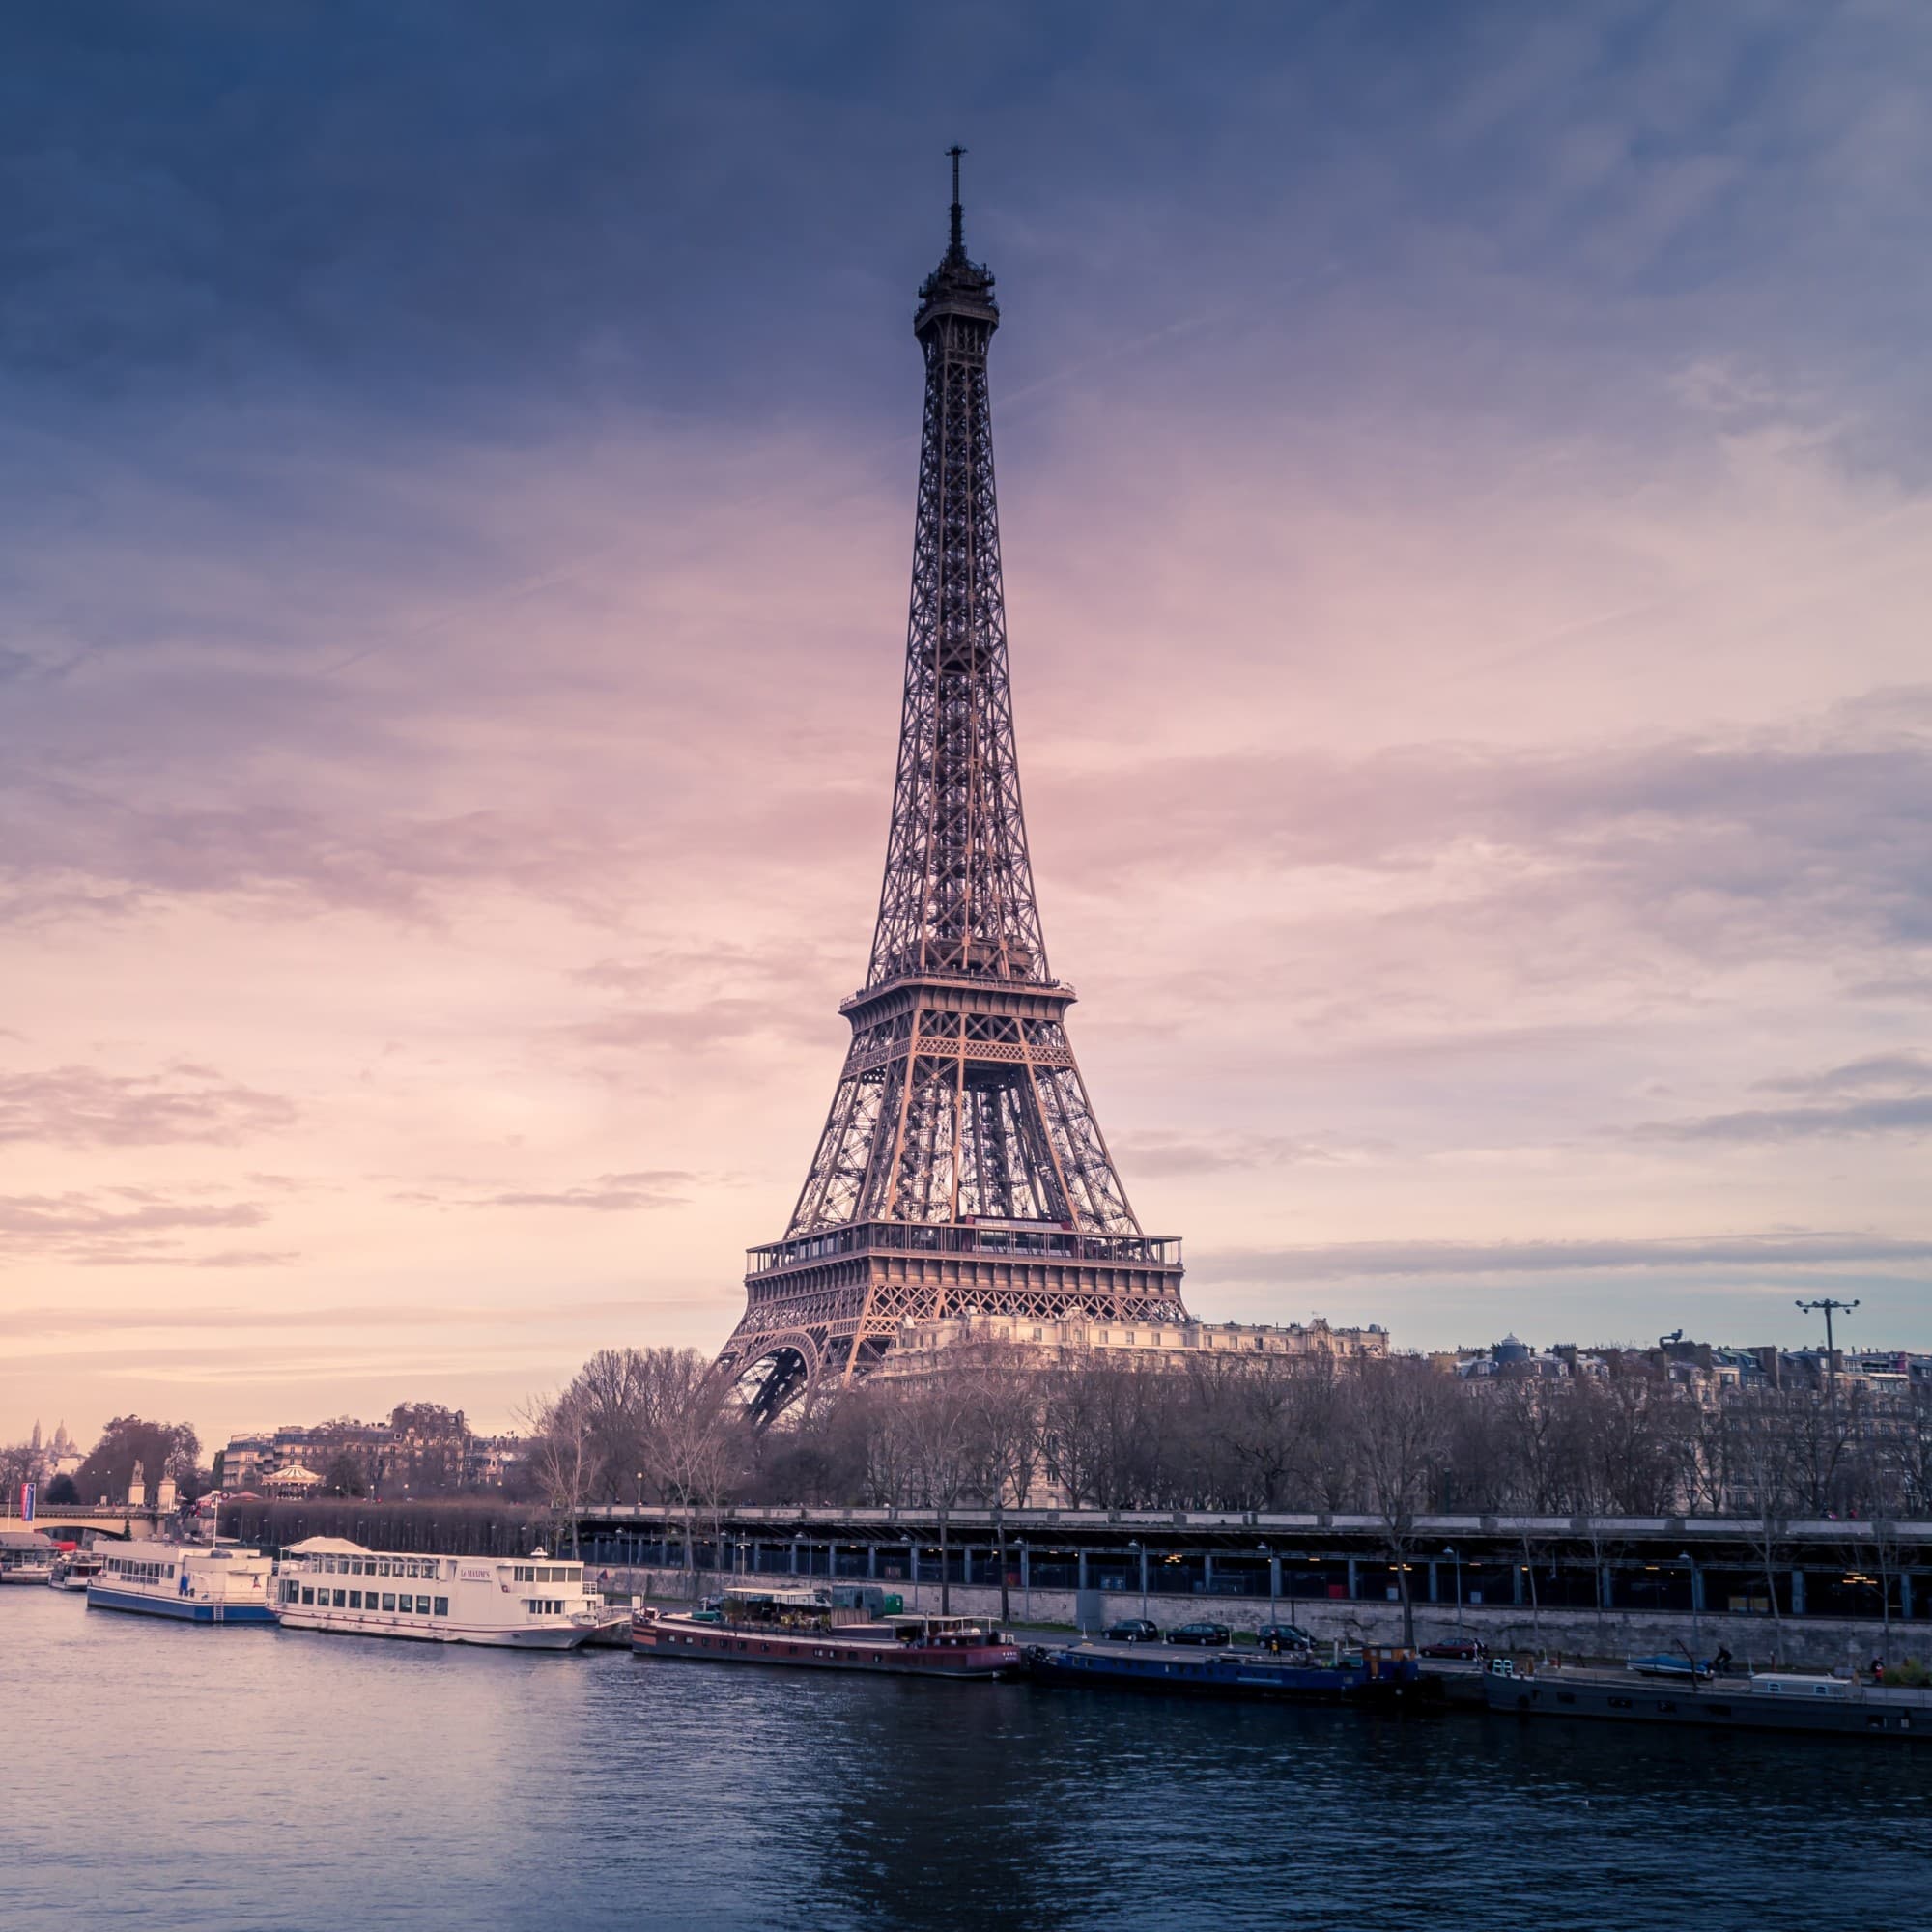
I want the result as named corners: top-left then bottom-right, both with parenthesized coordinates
top-left (714, 1218), bottom-right (1186, 1423)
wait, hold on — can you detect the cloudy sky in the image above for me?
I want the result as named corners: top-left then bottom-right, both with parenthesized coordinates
top-left (4, 1), bottom-right (1929, 1451)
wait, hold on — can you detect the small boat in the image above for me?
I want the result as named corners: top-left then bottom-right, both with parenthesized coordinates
top-left (49, 1551), bottom-right (104, 1593)
top-left (633, 1587), bottom-right (1023, 1679)
top-left (87, 1539), bottom-right (278, 1624)
top-left (1029, 1636), bottom-right (1421, 1703)
top-left (1, 1529), bottom-right (58, 1585)
top-left (273, 1537), bottom-right (614, 1649)
top-left (1627, 1652), bottom-right (1712, 1680)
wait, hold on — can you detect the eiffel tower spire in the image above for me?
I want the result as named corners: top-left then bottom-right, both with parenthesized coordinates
top-left (714, 156), bottom-right (1187, 1421)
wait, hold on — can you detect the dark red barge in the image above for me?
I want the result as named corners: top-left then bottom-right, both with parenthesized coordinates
top-left (632, 1589), bottom-right (1022, 1679)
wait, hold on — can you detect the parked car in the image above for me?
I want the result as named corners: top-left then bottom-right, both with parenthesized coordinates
top-left (1167, 1621), bottom-right (1233, 1647)
top-left (1255, 1622), bottom-right (1316, 1652)
top-left (1419, 1636), bottom-right (1481, 1661)
top-left (1102, 1619), bottom-right (1161, 1644)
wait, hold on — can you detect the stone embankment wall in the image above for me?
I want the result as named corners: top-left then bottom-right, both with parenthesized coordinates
top-left (591, 1564), bottom-right (1924, 1673)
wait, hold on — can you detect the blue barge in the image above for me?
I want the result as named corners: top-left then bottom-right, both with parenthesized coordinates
top-left (1029, 1639), bottom-right (1421, 1703)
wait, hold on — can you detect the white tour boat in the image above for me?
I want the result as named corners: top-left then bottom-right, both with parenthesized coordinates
top-left (86, 1539), bottom-right (278, 1624)
top-left (273, 1537), bottom-right (613, 1649)
top-left (1, 1529), bottom-right (58, 1584)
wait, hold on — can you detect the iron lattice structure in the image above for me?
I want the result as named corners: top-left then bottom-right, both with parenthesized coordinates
top-left (715, 156), bottom-right (1187, 1421)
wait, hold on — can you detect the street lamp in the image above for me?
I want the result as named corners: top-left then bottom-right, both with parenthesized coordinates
top-left (1680, 1549), bottom-right (1702, 1672)
top-left (1796, 1295), bottom-right (1860, 1429)
top-left (1259, 1542), bottom-right (1276, 1629)
top-left (1129, 1539), bottom-right (1148, 1621)
top-left (735, 1538), bottom-right (748, 1580)
top-left (635, 1471), bottom-right (644, 1511)
top-left (1016, 1537), bottom-right (1029, 1625)
top-left (1443, 1546), bottom-right (1463, 1629)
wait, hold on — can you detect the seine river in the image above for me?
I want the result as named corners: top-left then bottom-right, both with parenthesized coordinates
top-left (4, 1589), bottom-right (1928, 1931)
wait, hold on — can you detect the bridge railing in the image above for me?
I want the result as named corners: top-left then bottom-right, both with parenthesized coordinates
top-left (0, 1501), bottom-right (149, 1521)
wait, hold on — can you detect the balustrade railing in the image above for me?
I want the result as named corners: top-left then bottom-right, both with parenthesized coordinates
top-left (749, 1219), bottom-right (1181, 1274)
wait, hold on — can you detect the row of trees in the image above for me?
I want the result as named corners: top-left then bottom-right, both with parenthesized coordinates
top-left (524, 1344), bottom-right (1932, 1642)
top-left (771, 1354), bottom-right (1932, 1523)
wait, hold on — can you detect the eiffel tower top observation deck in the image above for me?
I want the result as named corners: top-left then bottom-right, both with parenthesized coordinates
top-left (714, 154), bottom-right (1187, 1421)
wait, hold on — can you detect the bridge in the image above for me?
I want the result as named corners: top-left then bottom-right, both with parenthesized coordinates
top-left (0, 1500), bottom-right (173, 1543)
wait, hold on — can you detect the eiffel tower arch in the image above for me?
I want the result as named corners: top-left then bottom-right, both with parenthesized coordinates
top-left (715, 153), bottom-right (1187, 1422)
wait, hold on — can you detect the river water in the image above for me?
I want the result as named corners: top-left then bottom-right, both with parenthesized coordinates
top-left (3, 1589), bottom-right (1927, 1932)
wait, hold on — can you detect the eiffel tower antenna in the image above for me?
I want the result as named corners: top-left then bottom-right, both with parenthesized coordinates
top-left (713, 158), bottom-right (1187, 1422)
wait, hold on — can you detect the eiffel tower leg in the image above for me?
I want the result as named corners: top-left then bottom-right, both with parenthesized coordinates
top-left (714, 1313), bottom-right (824, 1428)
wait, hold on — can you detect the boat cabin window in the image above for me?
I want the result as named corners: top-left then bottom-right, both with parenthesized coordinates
top-left (105, 1556), bottom-right (177, 1583)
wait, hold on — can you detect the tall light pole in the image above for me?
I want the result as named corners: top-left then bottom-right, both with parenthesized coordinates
top-left (1259, 1542), bottom-right (1275, 1629)
top-left (1130, 1539), bottom-right (1148, 1622)
top-left (1796, 1297), bottom-right (1860, 1429)
top-left (1443, 1546), bottom-right (1463, 1629)
top-left (1680, 1549), bottom-right (1701, 1673)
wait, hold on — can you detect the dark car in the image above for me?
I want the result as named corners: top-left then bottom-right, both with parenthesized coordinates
top-left (1419, 1636), bottom-right (1481, 1661)
top-left (1167, 1621), bottom-right (1233, 1647)
top-left (1102, 1619), bottom-right (1161, 1644)
top-left (1255, 1622), bottom-right (1316, 1652)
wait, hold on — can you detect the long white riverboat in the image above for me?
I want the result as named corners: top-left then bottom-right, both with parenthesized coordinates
top-left (273, 1537), bottom-right (611, 1649)
top-left (86, 1539), bottom-right (278, 1625)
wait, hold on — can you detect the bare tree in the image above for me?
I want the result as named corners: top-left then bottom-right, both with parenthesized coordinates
top-left (898, 1380), bottom-right (976, 1615)
top-left (1350, 1358), bottom-right (1453, 1648)
top-left (958, 1354), bottom-right (1042, 1623)
top-left (519, 1390), bottom-right (591, 1558)
top-left (1726, 1386), bottom-right (1801, 1658)
top-left (651, 1361), bottom-right (740, 1595)
top-left (1041, 1361), bottom-right (1176, 1509)
top-left (0, 1440), bottom-right (37, 1493)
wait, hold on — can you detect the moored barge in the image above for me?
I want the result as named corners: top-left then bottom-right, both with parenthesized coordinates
top-left (633, 1587), bottom-right (1022, 1679)
top-left (1029, 1637), bottom-right (1421, 1703)
top-left (1484, 1661), bottom-right (1932, 1740)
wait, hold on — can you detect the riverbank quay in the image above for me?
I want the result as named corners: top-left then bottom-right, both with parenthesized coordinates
top-left (566, 1503), bottom-right (1932, 1674)
top-left (591, 1562), bottom-right (1904, 1675)
top-left (136, 1498), bottom-right (1932, 1673)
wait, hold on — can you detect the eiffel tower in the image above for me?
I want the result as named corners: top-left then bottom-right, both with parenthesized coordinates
top-left (715, 153), bottom-right (1187, 1422)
